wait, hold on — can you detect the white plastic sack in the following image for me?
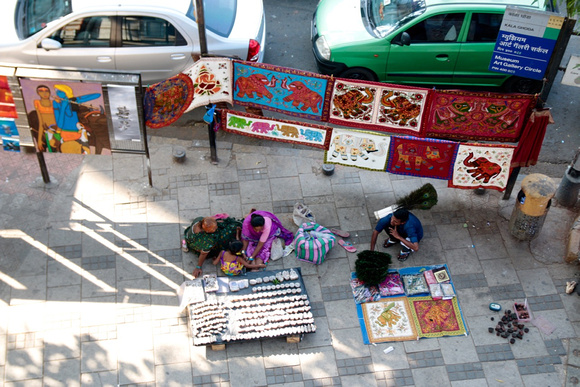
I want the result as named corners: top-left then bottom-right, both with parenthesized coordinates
top-left (293, 202), bottom-right (316, 227)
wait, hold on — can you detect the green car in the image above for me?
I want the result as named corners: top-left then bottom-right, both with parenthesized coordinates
top-left (312, 0), bottom-right (558, 93)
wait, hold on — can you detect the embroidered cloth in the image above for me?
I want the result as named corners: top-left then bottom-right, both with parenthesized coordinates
top-left (328, 79), bottom-right (429, 136)
top-left (386, 136), bottom-right (458, 179)
top-left (144, 73), bottom-right (193, 129)
top-left (325, 128), bottom-right (391, 172)
top-left (425, 90), bottom-right (535, 142)
top-left (450, 143), bottom-right (515, 191)
top-left (361, 298), bottom-right (418, 343)
top-left (232, 60), bottom-right (332, 120)
top-left (183, 58), bottom-right (233, 112)
top-left (408, 297), bottom-right (467, 338)
top-left (221, 110), bottom-right (331, 149)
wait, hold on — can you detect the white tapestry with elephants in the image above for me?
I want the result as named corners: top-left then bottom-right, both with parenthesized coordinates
top-left (325, 128), bottom-right (391, 171)
top-left (183, 58), bottom-right (233, 112)
top-left (449, 143), bottom-right (515, 192)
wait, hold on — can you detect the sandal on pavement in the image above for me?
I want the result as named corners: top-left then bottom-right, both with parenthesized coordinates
top-left (338, 239), bottom-right (357, 253)
top-left (397, 252), bottom-right (410, 262)
top-left (330, 228), bottom-right (350, 238)
top-left (383, 239), bottom-right (397, 248)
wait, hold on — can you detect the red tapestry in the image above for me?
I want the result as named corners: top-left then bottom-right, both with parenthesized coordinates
top-left (386, 136), bottom-right (458, 180)
top-left (425, 90), bottom-right (536, 142)
top-left (511, 108), bottom-right (553, 168)
top-left (408, 297), bottom-right (467, 338)
top-left (143, 73), bottom-right (194, 129)
top-left (0, 75), bottom-right (17, 119)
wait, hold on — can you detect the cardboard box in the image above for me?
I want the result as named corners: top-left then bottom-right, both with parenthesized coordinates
top-left (514, 300), bottom-right (531, 322)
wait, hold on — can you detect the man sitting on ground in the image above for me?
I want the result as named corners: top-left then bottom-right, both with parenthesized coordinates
top-left (370, 208), bottom-right (423, 262)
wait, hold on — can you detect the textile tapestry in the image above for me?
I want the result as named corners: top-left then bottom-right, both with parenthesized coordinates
top-left (408, 297), bottom-right (467, 338)
top-left (361, 297), bottom-right (418, 343)
top-left (0, 76), bottom-right (18, 119)
top-left (425, 90), bottom-right (535, 142)
top-left (184, 58), bottom-right (233, 112)
top-left (144, 73), bottom-right (194, 129)
top-left (386, 136), bottom-right (458, 179)
top-left (220, 110), bottom-right (331, 149)
top-left (232, 60), bottom-right (332, 121)
top-left (449, 143), bottom-right (515, 191)
top-left (324, 128), bottom-right (391, 172)
top-left (328, 79), bottom-right (429, 136)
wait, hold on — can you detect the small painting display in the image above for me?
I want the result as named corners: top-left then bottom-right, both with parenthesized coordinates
top-left (19, 79), bottom-right (110, 154)
top-left (325, 128), bottom-right (391, 172)
top-left (107, 85), bottom-right (141, 142)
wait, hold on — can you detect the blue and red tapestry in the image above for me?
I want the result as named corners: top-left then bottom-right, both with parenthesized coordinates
top-left (328, 79), bottom-right (430, 136)
top-left (386, 136), bottom-right (458, 179)
top-left (425, 90), bottom-right (535, 142)
top-left (232, 61), bottom-right (332, 121)
top-left (144, 73), bottom-right (194, 129)
top-left (221, 110), bottom-right (331, 149)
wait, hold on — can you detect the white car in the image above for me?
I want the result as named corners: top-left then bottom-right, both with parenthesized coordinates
top-left (0, 0), bottom-right (266, 83)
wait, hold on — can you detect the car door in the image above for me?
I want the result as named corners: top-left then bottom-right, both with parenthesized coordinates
top-left (36, 14), bottom-right (116, 71)
top-left (385, 12), bottom-right (466, 85)
top-left (114, 14), bottom-right (195, 85)
top-left (453, 12), bottom-right (508, 87)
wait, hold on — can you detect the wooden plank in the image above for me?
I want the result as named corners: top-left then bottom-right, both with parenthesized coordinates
top-left (286, 335), bottom-right (301, 344)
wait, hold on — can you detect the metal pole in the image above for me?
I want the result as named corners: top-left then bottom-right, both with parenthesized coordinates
top-left (32, 138), bottom-right (50, 183)
top-left (503, 167), bottom-right (520, 200)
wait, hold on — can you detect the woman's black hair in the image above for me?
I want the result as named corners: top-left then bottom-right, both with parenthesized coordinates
top-left (229, 240), bottom-right (243, 254)
top-left (250, 214), bottom-right (265, 227)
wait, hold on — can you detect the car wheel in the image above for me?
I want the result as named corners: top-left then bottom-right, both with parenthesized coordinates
top-left (339, 67), bottom-right (378, 82)
top-left (504, 76), bottom-right (543, 94)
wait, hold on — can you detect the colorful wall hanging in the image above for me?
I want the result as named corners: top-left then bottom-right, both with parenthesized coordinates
top-left (232, 60), bottom-right (332, 121)
top-left (328, 79), bottom-right (430, 136)
top-left (449, 143), bottom-right (515, 191)
top-left (360, 297), bottom-right (418, 344)
top-left (221, 109), bottom-right (331, 149)
top-left (19, 79), bottom-right (110, 155)
top-left (386, 136), bottom-right (458, 180)
top-left (408, 297), bottom-right (467, 338)
top-left (425, 89), bottom-right (535, 142)
top-left (325, 128), bottom-right (391, 172)
top-left (0, 76), bottom-right (18, 119)
top-left (184, 58), bottom-right (233, 112)
top-left (511, 108), bottom-right (553, 168)
top-left (143, 73), bottom-right (194, 129)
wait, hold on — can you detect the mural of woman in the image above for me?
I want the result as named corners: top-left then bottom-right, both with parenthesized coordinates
top-left (33, 85), bottom-right (56, 151)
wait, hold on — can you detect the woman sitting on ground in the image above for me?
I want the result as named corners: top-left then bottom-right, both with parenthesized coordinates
top-left (184, 215), bottom-right (242, 278)
top-left (241, 210), bottom-right (294, 267)
top-left (213, 240), bottom-right (266, 276)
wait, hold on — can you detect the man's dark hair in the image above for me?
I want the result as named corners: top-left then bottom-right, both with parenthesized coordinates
top-left (393, 208), bottom-right (409, 223)
top-left (250, 213), bottom-right (265, 227)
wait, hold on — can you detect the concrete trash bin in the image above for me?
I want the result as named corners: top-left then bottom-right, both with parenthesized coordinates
top-left (509, 174), bottom-right (557, 241)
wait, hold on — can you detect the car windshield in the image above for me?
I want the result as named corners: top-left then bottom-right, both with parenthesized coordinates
top-left (15, 0), bottom-right (72, 39)
top-left (363, 0), bottom-right (425, 38)
top-left (187, 0), bottom-right (237, 38)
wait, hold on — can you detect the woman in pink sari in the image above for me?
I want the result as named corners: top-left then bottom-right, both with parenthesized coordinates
top-left (241, 210), bottom-right (294, 267)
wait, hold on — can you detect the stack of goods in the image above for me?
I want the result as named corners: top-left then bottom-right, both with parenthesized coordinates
top-left (187, 268), bottom-right (316, 345)
top-left (423, 267), bottom-right (455, 300)
top-left (402, 274), bottom-right (429, 296)
top-left (487, 309), bottom-right (530, 344)
top-left (378, 272), bottom-right (405, 296)
top-left (350, 277), bottom-right (381, 304)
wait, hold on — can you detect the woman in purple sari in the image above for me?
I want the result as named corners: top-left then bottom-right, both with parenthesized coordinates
top-left (241, 210), bottom-right (294, 267)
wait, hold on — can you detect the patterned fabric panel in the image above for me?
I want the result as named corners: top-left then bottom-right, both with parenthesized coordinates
top-left (232, 60), bottom-right (332, 121)
top-left (408, 297), bottom-right (467, 338)
top-left (324, 128), bottom-right (391, 172)
top-left (425, 89), bottom-right (536, 142)
top-left (328, 79), bottom-right (430, 136)
top-left (361, 298), bottom-right (418, 343)
top-left (220, 109), bottom-right (331, 149)
top-left (449, 143), bottom-right (515, 191)
top-left (144, 73), bottom-right (193, 129)
top-left (386, 136), bottom-right (459, 180)
top-left (183, 58), bottom-right (233, 112)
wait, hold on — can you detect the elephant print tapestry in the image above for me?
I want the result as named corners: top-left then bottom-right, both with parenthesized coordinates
top-left (143, 73), bottom-right (194, 129)
top-left (360, 298), bottom-right (418, 344)
top-left (232, 61), bottom-right (332, 121)
top-left (221, 110), bottom-right (331, 149)
top-left (425, 90), bottom-right (536, 142)
top-left (325, 128), bottom-right (391, 172)
top-left (19, 79), bottom-right (110, 155)
top-left (386, 137), bottom-right (458, 180)
top-left (183, 58), bottom-right (233, 112)
top-left (328, 79), bottom-right (430, 136)
top-left (449, 143), bottom-right (515, 191)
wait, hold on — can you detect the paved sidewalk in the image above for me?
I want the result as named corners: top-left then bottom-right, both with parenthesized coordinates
top-left (0, 127), bottom-right (579, 386)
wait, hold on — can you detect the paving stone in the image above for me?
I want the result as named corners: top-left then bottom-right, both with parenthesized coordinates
top-left (526, 294), bottom-right (564, 311)
top-left (544, 339), bottom-right (567, 356)
top-left (321, 285), bottom-right (352, 302)
top-left (303, 376), bottom-right (342, 386)
top-left (407, 350), bottom-right (444, 368)
top-left (488, 283), bottom-right (526, 301)
top-left (375, 369), bottom-right (414, 387)
top-left (516, 357), bottom-right (557, 375)
top-left (81, 255), bottom-right (116, 271)
top-left (475, 344), bottom-right (514, 362)
top-left (452, 273), bottom-right (488, 290)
